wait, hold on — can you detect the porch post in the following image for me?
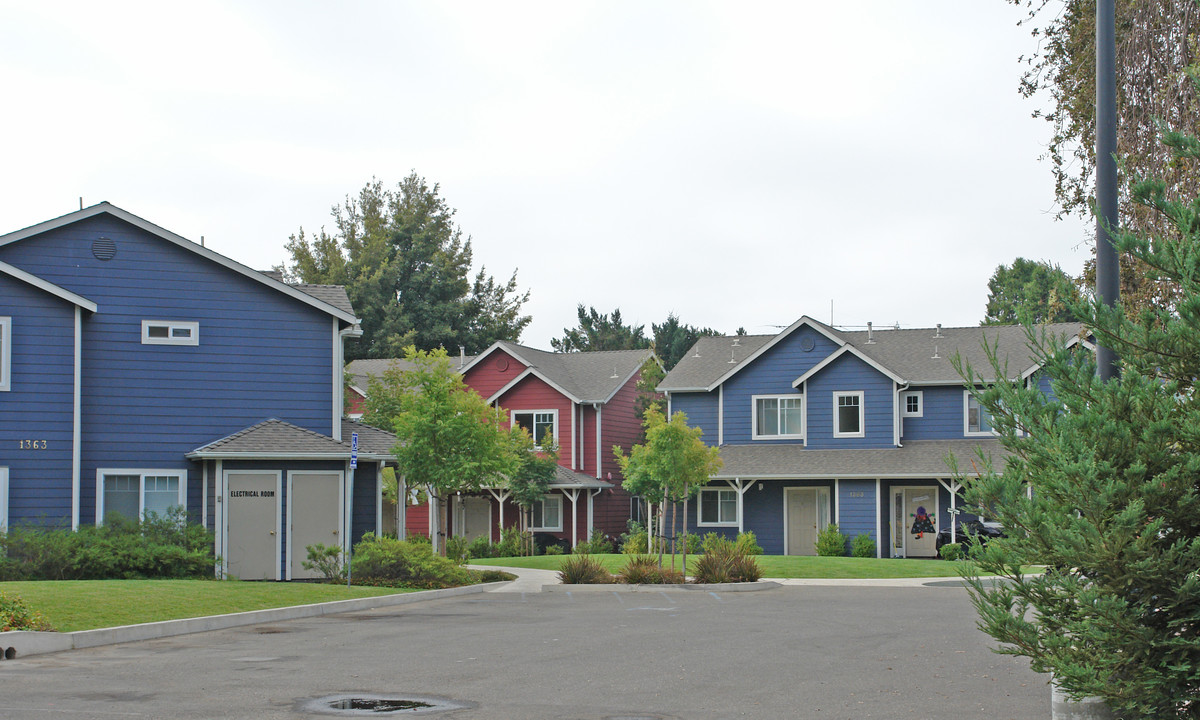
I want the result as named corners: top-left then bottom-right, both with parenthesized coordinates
top-left (397, 470), bottom-right (407, 539)
top-left (565, 488), bottom-right (581, 547)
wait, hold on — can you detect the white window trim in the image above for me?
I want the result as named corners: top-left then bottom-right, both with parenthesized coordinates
top-left (963, 391), bottom-right (999, 437)
top-left (833, 391), bottom-right (865, 438)
top-left (530, 494), bottom-right (563, 532)
top-left (697, 488), bottom-right (738, 527)
top-left (511, 409), bottom-right (559, 449)
top-left (0, 316), bottom-right (10, 392)
top-left (901, 390), bottom-right (923, 418)
top-left (141, 320), bottom-right (199, 346)
top-left (751, 394), bottom-right (805, 441)
top-left (95, 468), bottom-right (186, 525)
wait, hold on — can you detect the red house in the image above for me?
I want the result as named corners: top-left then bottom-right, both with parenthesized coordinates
top-left (348, 343), bottom-right (655, 548)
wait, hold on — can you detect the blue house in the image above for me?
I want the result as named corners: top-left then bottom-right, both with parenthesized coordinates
top-left (658, 316), bottom-right (1084, 558)
top-left (0, 203), bottom-right (396, 580)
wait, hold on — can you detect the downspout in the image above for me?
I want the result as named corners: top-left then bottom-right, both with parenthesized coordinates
top-left (894, 382), bottom-right (909, 448)
top-left (571, 401), bottom-right (577, 470)
top-left (718, 385), bottom-right (724, 445)
top-left (72, 305), bottom-right (82, 530)
top-left (593, 403), bottom-right (602, 479)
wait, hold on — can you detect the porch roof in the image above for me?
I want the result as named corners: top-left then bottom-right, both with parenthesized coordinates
top-left (712, 439), bottom-right (1008, 480)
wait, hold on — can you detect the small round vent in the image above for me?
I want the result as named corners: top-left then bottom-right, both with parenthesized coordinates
top-left (92, 237), bottom-right (117, 261)
top-left (495, 357), bottom-right (509, 371)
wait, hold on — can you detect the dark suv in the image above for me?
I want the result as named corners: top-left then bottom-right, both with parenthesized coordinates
top-left (935, 519), bottom-right (1004, 553)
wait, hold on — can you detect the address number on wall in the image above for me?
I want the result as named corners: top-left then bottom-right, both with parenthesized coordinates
top-left (845, 491), bottom-right (865, 498)
top-left (18, 439), bottom-right (48, 450)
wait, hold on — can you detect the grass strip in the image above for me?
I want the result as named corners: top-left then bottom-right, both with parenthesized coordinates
top-left (1, 580), bottom-right (414, 632)
top-left (471, 553), bottom-right (988, 578)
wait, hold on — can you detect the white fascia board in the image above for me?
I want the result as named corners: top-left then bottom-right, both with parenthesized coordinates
top-left (0, 260), bottom-right (98, 312)
top-left (711, 471), bottom-right (958, 480)
top-left (184, 451), bottom-right (394, 461)
top-left (0, 203), bottom-right (356, 325)
top-left (791, 344), bottom-right (906, 388)
top-left (597, 349), bottom-right (655, 405)
top-left (704, 316), bottom-right (847, 392)
top-left (489, 366), bottom-right (582, 405)
top-left (460, 340), bottom-right (541, 376)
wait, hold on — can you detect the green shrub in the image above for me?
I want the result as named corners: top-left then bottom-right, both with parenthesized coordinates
top-left (543, 544), bottom-right (564, 555)
top-left (939, 543), bottom-right (964, 561)
top-left (558, 554), bottom-right (611, 584)
top-left (702, 532), bottom-right (736, 554)
top-left (0, 591), bottom-right (55, 632)
top-left (851, 534), bottom-right (877, 558)
top-left (679, 532), bottom-right (703, 555)
top-left (495, 526), bottom-right (530, 557)
top-left (692, 537), bottom-right (763, 583)
top-left (0, 508), bottom-right (215, 580)
top-left (467, 535), bottom-right (495, 559)
top-left (574, 528), bottom-right (615, 555)
top-left (815, 523), bottom-right (848, 557)
top-left (735, 531), bottom-right (763, 555)
top-left (406, 532), bottom-right (432, 545)
top-left (470, 569), bottom-right (516, 583)
top-left (445, 535), bottom-right (470, 565)
top-left (616, 555), bottom-right (684, 584)
top-left (350, 533), bottom-right (472, 589)
top-left (302, 543), bottom-right (346, 582)
top-left (621, 529), bottom-right (649, 554)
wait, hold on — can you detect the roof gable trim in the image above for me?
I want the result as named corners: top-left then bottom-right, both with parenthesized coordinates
top-left (704, 316), bottom-right (846, 391)
top-left (0, 260), bottom-right (98, 312)
top-left (791, 344), bottom-right (906, 387)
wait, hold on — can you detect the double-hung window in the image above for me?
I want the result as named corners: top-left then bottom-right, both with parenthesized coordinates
top-left (513, 410), bottom-right (556, 448)
top-left (833, 392), bottom-right (865, 438)
top-left (753, 395), bottom-right (804, 439)
top-left (698, 488), bottom-right (738, 526)
top-left (530, 495), bottom-right (562, 531)
top-left (964, 392), bottom-right (995, 436)
top-left (97, 470), bottom-right (185, 524)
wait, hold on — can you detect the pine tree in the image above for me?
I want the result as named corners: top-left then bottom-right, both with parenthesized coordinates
top-left (956, 129), bottom-right (1200, 718)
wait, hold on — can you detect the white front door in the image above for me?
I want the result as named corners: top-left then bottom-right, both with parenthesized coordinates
top-left (456, 496), bottom-right (491, 542)
top-left (288, 472), bottom-right (343, 580)
top-left (225, 471), bottom-right (281, 580)
top-left (785, 487), bottom-right (830, 556)
top-left (903, 487), bottom-right (938, 558)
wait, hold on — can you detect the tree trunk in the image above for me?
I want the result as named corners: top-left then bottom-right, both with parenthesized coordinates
top-left (670, 500), bottom-right (677, 565)
top-left (657, 492), bottom-right (667, 567)
top-left (682, 486), bottom-right (689, 579)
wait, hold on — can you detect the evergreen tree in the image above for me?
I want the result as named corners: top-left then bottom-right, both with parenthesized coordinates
top-left (550, 305), bottom-right (650, 353)
top-left (281, 174), bottom-right (530, 359)
top-left (982, 258), bottom-right (1079, 325)
top-left (957, 129), bottom-right (1200, 718)
top-left (651, 313), bottom-right (721, 370)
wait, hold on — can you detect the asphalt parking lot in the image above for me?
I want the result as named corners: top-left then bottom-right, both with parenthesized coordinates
top-left (0, 582), bottom-right (1046, 719)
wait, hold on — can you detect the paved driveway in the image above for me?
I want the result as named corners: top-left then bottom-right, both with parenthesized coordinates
top-left (0, 582), bottom-right (1045, 719)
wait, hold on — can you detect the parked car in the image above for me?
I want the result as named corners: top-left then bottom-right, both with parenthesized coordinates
top-left (935, 519), bottom-right (1004, 553)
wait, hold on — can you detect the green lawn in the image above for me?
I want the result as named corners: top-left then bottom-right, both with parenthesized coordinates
top-left (1, 580), bottom-right (414, 632)
top-left (470, 553), bottom-right (980, 579)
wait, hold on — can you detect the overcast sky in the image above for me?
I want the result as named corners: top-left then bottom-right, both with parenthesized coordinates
top-left (1, 1), bottom-right (1090, 349)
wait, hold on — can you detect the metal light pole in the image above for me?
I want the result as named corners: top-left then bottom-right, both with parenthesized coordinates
top-left (1095, 0), bottom-right (1120, 381)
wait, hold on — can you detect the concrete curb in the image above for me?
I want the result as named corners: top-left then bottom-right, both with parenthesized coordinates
top-left (0, 581), bottom-right (506, 660)
top-left (544, 580), bottom-right (780, 593)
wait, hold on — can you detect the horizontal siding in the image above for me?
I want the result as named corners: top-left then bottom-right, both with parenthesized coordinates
top-left (493, 374), bottom-right (575, 468)
top-left (0, 215), bottom-right (340, 525)
top-left (901, 385), bottom-right (965, 441)
top-left (723, 326), bottom-right (839, 445)
top-left (837, 479), bottom-right (876, 550)
top-left (670, 391), bottom-right (718, 447)
top-left (0, 275), bottom-right (77, 526)
top-left (805, 353), bottom-right (895, 449)
top-left (462, 349), bottom-right (527, 400)
top-left (601, 373), bottom-right (642, 484)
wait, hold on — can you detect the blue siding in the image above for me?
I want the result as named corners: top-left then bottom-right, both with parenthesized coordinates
top-left (352, 463), bottom-right (378, 545)
top-left (805, 353), bottom-right (895, 449)
top-left (722, 326), bottom-right (839, 445)
top-left (0, 276), bottom-right (77, 526)
top-left (0, 215), bottom-right (337, 524)
top-left (837, 479), bottom-right (876, 551)
top-left (900, 385), bottom-right (964, 441)
top-left (670, 390), bottom-right (719, 447)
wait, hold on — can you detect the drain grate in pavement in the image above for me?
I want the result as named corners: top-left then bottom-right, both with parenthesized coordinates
top-left (301, 693), bottom-right (473, 716)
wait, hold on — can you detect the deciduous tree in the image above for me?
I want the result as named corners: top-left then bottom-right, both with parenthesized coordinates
top-left (281, 175), bottom-right (531, 359)
top-left (982, 257), bottom-right (1079, 325)
top-left (363, 347), bottom-right (515, 554)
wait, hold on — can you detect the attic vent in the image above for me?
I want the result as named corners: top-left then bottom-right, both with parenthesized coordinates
top-left (92, 237), bottom-right (117, 261)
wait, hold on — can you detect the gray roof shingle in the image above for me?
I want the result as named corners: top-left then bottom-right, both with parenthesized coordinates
top-left (713, 439), bottom-right (1008, 479)
top-left (346, 355), bottom-right (477, 391)
top-left (293, 284), bottom-right (356, 318)
top-left (486, 342), bottom-right (654, 403)
top-left (660, 320), bottom-right (1086, 390)
top-left (187, 418), bottom-right (397, 459)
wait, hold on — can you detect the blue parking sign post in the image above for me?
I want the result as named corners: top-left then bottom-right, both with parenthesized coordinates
top-left (347, 432), bottom-right (359, 587)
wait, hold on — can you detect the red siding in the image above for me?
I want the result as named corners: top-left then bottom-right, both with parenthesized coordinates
top-left (461, 349), bottom-right (528, 400)
top-left (347, 388), bottom-right (366, 416)
top-left (405, 503), bottom-right (429, 538)
top-left (491, 374), bottom-right (574, 468)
